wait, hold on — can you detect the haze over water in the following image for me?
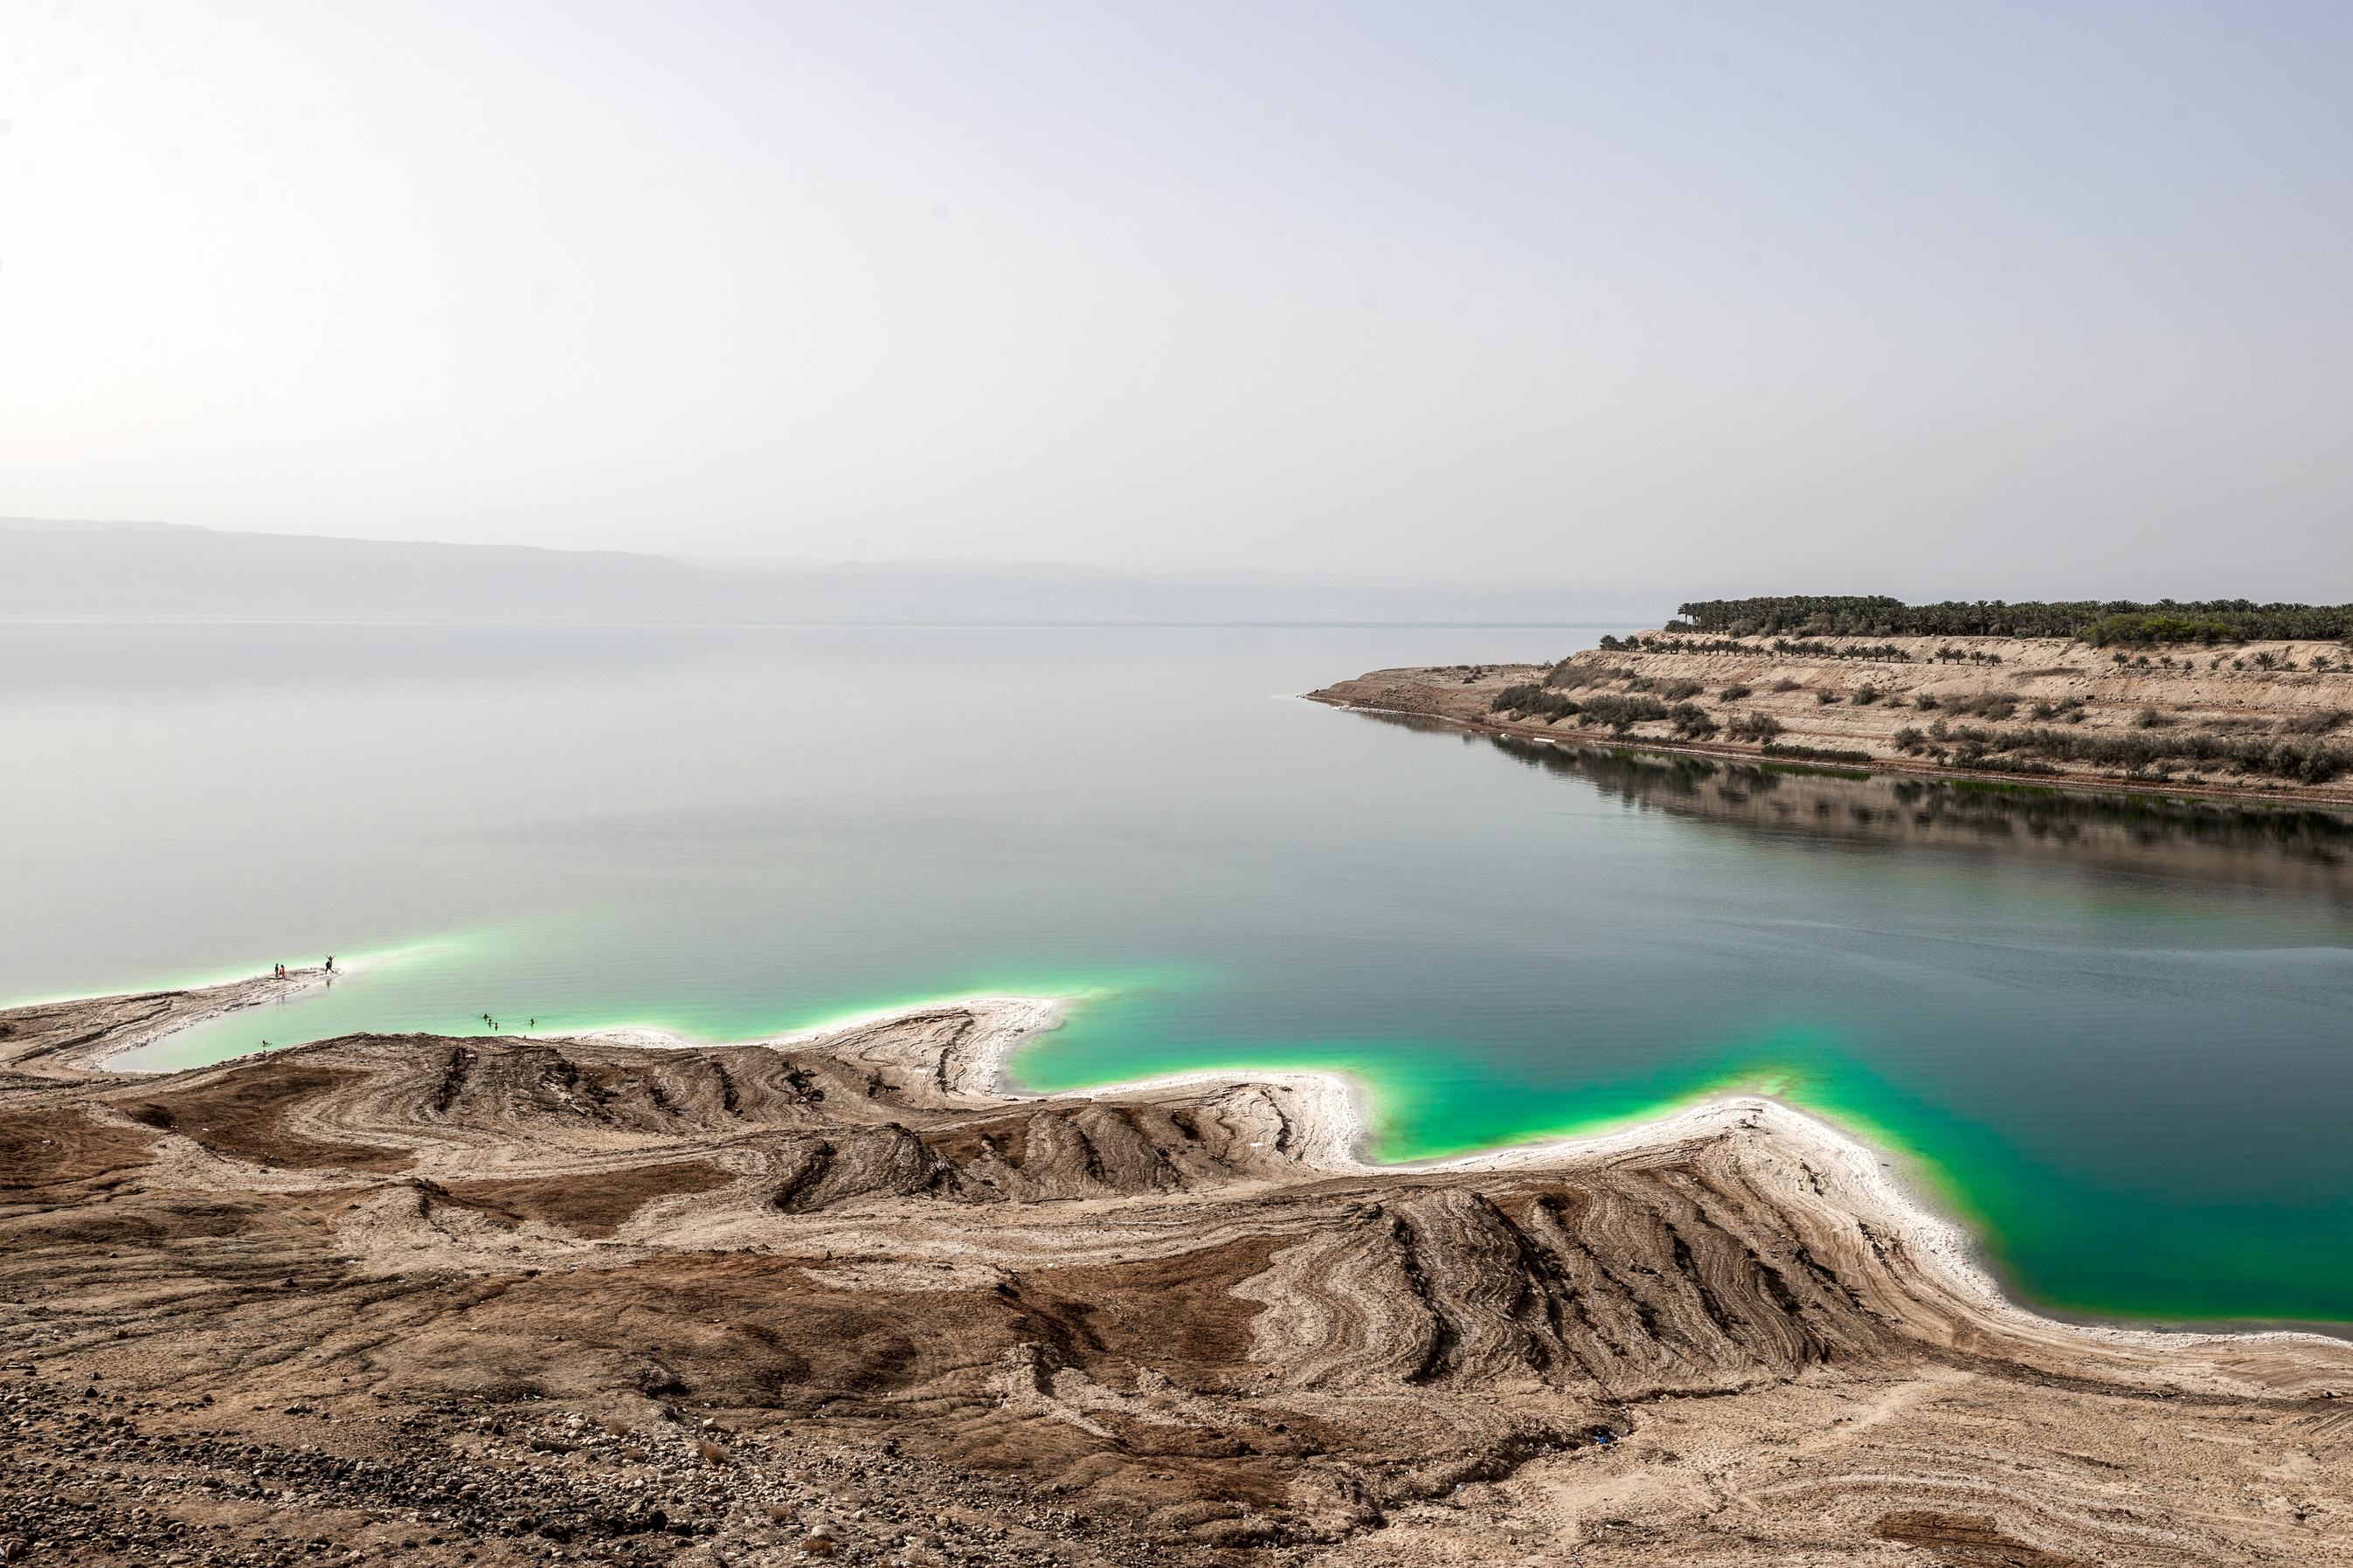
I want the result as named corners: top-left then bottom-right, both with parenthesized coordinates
top-left (6, 622), bottom-right (2350, 1330)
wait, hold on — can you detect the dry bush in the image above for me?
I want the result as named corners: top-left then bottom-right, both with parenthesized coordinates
top-left (1947, 692), bottom-right (2017, 721)
top-left (1669, 702), bottom-right (1717, 738)
top-left (2277, 708), bottom-right (2350, 736)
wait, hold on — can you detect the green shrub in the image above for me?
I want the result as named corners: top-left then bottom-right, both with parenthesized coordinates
top-left (1951, 755), bottom-right (2063, 776)
top-left (1491, 683), bottom-right (1539, 712)
top-left (1663, 680), bottom-right (1704, 701)
top-left (1545, 663), bottom-right (1637, 689)
top-left (1947, 693), bottom-right (2017, 722)
top-left (1718, 684), bottom-right (1752, 701)
top-left (1669, 702), bottom-right (1718, 738)
top-left (1769, 678), bottom-right (1802, 693)
top-left (2086, 613), bottom-right (2241, 646)
top-left (1489, 685), bottom-right (1581, 722)
top-left (1906, 722), bottom-right (2352, 783)
top-left (1728, 711), bottom-right (1784, 743)
top-left (1577, 694), bottom-right (1671, 733)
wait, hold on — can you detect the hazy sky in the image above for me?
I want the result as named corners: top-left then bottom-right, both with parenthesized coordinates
top-left (3, 2), bottom-right (2348, 596)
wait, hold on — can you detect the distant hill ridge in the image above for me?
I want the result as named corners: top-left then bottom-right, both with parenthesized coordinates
top-left (0, 518), bottom-right (1659, 626)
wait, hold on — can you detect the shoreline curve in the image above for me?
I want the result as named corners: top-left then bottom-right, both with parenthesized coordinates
top-left (19, 977), bottom-right (2350, 1352)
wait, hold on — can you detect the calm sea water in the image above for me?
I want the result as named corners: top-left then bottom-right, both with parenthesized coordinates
top-left (5, 623), bottom-right (2350, 1329)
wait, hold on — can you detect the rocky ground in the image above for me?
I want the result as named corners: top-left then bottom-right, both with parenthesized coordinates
top-left (4, 981), bottom-right (2352, 1566)
top-left (1308, 633), bottom-right (2353, 805)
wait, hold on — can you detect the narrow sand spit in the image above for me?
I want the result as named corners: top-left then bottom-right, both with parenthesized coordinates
top-left (5, 978), bottom-right (2353, 1565)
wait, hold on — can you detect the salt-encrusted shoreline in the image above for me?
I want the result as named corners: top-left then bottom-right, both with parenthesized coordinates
top-left (928, 995), bottom-right (2350, 1356)
top-left (11, 991), bottom-right (2352, 1562)
top-left (27, 980), bottom-right (2348, 1356)
top-left (42, 960), bottom-right (380, 1074)
top-left (573, 993), bottom-right (1070, 1077)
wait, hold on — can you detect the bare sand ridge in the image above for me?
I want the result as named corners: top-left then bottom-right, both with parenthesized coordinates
top-left (1308, 633), bottom-right (2353, 805)
top-left (4, 978), bottom-right (2352, 1565)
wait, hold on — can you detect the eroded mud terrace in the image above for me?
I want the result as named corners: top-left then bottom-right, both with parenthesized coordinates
top-left (3, 980), bottom-right (2352, 1566)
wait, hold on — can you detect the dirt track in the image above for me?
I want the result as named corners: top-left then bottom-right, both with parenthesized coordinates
top-left (3, 984), bottom-right (2352, 1566)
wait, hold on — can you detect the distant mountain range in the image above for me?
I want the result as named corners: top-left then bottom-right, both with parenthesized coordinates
top-left (0, 518), bottom-right (1667, 626)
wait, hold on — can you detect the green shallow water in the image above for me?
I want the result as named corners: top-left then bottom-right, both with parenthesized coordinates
top-left (5, 623), bottom-right (2350, 1329)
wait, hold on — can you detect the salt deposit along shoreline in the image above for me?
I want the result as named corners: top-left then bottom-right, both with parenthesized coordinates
top-left (943, 996), bottom-right (2353, 1356)
top-left (38, 975), bottom-right (2349, 1353)
top-left (9, 974), bottom-right (2353, 1564)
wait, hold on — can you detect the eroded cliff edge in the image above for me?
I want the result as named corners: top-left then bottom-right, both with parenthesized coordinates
top-left (3, 987), bottom-right (2352, 1566)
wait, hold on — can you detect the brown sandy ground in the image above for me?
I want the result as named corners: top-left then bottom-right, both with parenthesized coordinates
top-left (3, 984), bottom-right (2352, 1567)
top-left (1308, 633), bottom-right (2353, 805)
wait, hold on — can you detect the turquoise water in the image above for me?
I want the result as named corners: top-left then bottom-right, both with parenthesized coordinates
top-left (4, 623), bottom-right (2350, 1328)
